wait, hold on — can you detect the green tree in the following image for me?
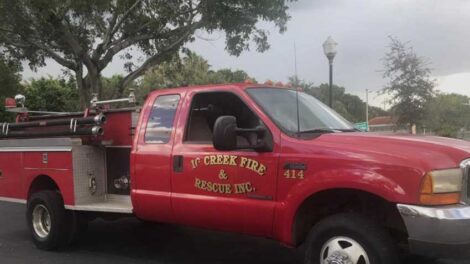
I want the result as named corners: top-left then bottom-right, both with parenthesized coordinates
top-left (0, 0), bottom-right (294, 107)
top-left (139, 51), bottom-right (254, 101)
top-left (21, 77), bottom-right (79, 112)
top-left (424, 93), bottom-right (470, 137)
top-left (0, 56), bottom-right (22, 121)
top-left (381, 37), bottom-right (435, 130)
top-left (209, 69), bottom-right (255, 84)
top-left (289, 76), bottom-right (386, 123)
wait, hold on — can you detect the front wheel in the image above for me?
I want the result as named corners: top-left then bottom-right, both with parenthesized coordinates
top-left (304, 213), bottom-right (399, 264)
top-left (26, 190), bottom-right (71, 250)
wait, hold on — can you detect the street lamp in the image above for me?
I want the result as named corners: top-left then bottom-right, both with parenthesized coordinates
top-left (323, 36), bottom-right (338, 108)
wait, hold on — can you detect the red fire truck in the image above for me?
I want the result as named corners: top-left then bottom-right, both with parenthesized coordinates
top-left (0, 83), bottom-right (469, 264)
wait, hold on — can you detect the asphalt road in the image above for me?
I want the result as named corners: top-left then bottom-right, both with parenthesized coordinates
top-left (0, 202), bottom-right (468, 264)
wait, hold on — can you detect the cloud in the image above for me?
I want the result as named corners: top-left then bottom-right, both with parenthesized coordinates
top-left (21, 0), bottom-right (470, 109)
top-left (436, 72), bottom-right (470, 97)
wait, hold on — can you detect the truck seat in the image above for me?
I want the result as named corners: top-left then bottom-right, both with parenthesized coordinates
top-left (187, 113), bottom-right (212, 142)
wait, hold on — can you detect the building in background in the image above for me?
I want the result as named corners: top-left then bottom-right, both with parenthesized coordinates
top-left (368, 116), bottom-right (397, 132)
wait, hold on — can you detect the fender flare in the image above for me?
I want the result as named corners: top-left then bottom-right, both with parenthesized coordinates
top-left (273, 168), bottom-right (416, 245)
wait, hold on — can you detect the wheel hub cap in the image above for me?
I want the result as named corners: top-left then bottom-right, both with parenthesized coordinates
top-left (320, 236), bottom-right (370, 264)
top-left (32, 204), bottom-right (51, 238)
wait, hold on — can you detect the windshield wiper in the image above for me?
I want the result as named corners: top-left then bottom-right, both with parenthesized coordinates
top-left (297, 128), bottom-right (337, 134)
top-left (336, 128), bottom-right (360, 132)
top-left (297, 128), bottom-right (359, 134)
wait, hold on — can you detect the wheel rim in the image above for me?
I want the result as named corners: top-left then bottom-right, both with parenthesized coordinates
top-left (320, 236), bottom-right (370, 264)
top-left (32, 204), bottom-right (51, 239)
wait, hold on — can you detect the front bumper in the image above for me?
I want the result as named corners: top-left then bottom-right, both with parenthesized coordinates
top-left (398, 203), bottom-right (470, 258)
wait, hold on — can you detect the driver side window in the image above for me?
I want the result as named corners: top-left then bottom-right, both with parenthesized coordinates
top-left (184, 91), bottom-right (261, 147)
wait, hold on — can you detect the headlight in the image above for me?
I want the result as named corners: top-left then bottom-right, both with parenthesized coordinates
top-left (419, 168), bottom-right (463, 205)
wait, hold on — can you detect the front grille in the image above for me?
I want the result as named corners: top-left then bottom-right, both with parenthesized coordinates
top-left (467, 167), bottom-right (470, 200)
top-left (464, 166), bottom-right (470, 201)
top-left (460, 159), bottom-right (470, 203)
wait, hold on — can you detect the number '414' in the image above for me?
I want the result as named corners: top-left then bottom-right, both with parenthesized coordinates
top-left (284, 170), bottom-right (304, 180)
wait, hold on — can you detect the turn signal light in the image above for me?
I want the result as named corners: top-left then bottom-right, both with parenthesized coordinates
top-left (419, 192), bottom-right (460, 205)
top-left (419, 170), bottom-right (462, 205)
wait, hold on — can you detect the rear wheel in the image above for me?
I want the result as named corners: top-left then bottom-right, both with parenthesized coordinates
top-left (304, 213), bottom-right (398, 264)
top-left (27, 190), bottom-right (71, 250)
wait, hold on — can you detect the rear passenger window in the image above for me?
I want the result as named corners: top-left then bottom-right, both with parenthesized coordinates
top-left (145, 94), bottom-right (180, 143)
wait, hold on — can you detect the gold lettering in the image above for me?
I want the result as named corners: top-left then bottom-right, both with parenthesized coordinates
top-left (195, 178), bottom-right (233, 194)
top-left (195, 178), bottom-right (202, 188)
top-left (235, 183), bottom-right (245, 194)
top-left (191, 158), bottom-right (201, 169)
top-left (229, 155), bottom-right (238, 166)
top-left (257, 164), bottom-right (266, 176)
top-left (218, 169), bottom-right (228, 180)
top-left (200, 179), bottom-right (207, 189)
top-left (249, 160), bottom-right (259, 171)
top-left (216, 155), bottom-right (223, 165)
top-left (223, 155), bottom-right (230, 165)
top-left (234, 182), bottom-right (255, 194)
top-left (245, 182), bottom-right (253, 192)
top-left (240, 157), bottom-right (248, 168)
top-left (210, 155), bottom-right (216, 165)
top-left (204, 156), bottom-right (210, 165)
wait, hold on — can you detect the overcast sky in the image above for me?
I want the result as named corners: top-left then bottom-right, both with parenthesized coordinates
top-left (22, 0), bottom-right (470, 107)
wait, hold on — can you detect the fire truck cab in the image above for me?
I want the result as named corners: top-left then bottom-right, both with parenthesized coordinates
top-left (1, 83), bottom-right (470, 264)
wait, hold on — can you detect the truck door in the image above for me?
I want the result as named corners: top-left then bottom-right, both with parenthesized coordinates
top-left (170, 89), bottom-right (280, 237)
top-left (132, 92), bottom-right (182, 222)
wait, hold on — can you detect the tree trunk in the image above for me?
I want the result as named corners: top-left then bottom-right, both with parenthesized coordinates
top-left (75, 66), bottom-right (90, 109)
top-left (75, 64), bottom-right (103, 109)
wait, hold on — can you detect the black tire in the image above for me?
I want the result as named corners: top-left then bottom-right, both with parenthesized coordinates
top-left (26, 190), bottom-right (71, 250)
top-left (304, 213), bottom-right (399, 264)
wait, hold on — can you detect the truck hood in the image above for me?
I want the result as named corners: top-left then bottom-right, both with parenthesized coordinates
top-left (310, 132), bottom-right (470, 171)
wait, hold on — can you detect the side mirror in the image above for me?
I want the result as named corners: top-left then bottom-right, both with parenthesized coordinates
top-left (213, 116), bottom-right (238, 150)
top-left (213, 116), bottom-right (273, 152)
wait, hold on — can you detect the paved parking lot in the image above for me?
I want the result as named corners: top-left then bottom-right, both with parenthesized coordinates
top-left (0, 202), bottom-right (468, 264)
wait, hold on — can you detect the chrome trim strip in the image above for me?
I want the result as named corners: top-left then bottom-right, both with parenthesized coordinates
top-left (398, 203), bottom-right (470, 220)
top-left (0, 147), bottom-right (72, 152)
top-left (0, 197), bottom-right (27, 204)
top-left (23, 167), bottom-right (70, 171)
top-left (460, 158), bottom-right (470, 205)
top-left (0, 137), bottom-right (80, 147)
top-left (104, 145), bottom-right (132, 148)
top-left (64, 205), bottom-right (133, 214)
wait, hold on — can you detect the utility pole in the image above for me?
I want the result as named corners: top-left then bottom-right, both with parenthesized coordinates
top-left (365, 89), bottom-right (372, 132)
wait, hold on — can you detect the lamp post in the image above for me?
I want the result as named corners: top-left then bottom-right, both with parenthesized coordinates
top-left (365, 89), bottom-right (373, 131)
top-left (322, 36), bottom-right (338, 108)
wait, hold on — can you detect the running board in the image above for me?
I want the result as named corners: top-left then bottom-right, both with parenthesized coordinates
top-left (65, 194), bottom-right (133, 214)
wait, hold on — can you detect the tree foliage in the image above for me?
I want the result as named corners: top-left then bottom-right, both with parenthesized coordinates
top-left (0, 0), bottom-right (294, 107)
top-left (381, 37), bottom-right (435, 128)
top-left (424, 93), bottom-right (470, 137)
top-left (138, 51), bottom-right (254, 101)
top-left (0, 56), bottom-right (22, 121)
top-left (21, 77), bottom-right (79, 112)
top-left (289, 76), bottom-right (386, 123)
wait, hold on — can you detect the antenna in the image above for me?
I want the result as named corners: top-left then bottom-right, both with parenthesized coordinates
top-left (294, 41), bottom-right (300, 135)
top-left (294, 41), bottom-right (298, 78)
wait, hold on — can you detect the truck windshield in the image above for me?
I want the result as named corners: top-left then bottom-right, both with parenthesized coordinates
top-left (246, 88), bottom-right (355, 135)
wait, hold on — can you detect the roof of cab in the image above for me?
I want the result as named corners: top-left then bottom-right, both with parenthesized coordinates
top-left (148, 82), bottom-right (292, 96)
